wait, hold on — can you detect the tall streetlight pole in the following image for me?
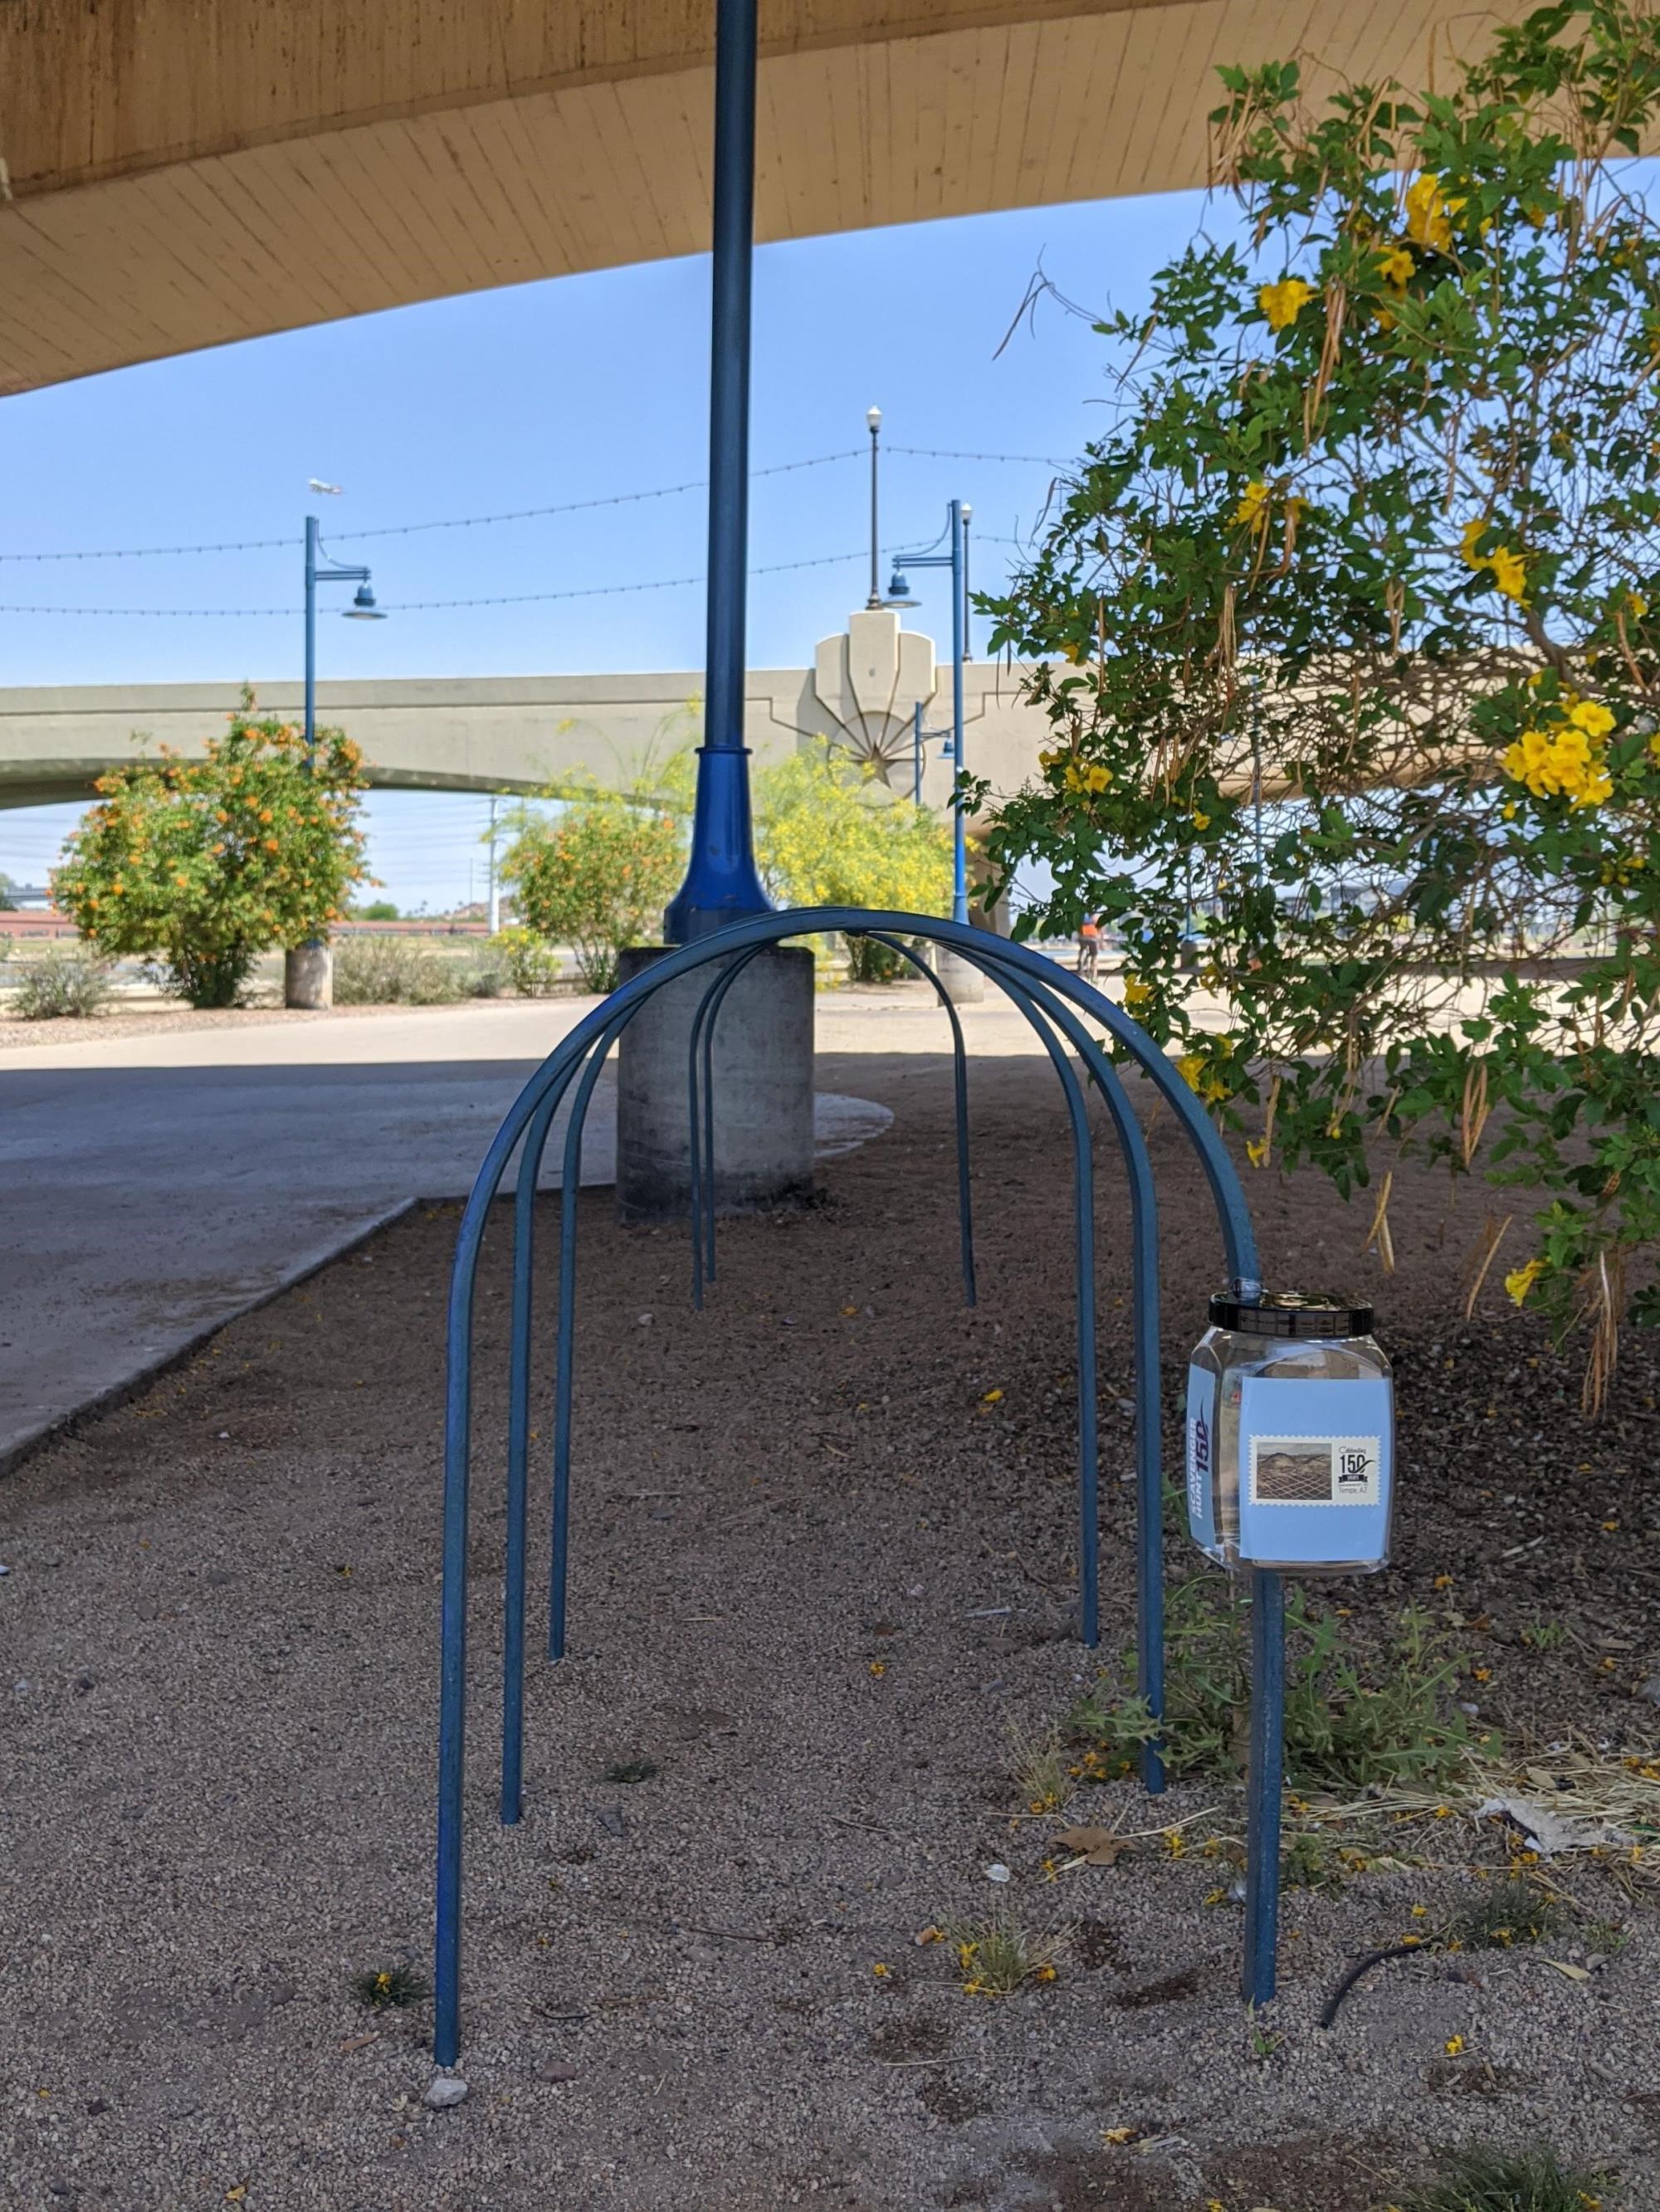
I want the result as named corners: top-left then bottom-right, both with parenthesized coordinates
top-left (663, 0), bottom-right (771, 944)
top-left (866, 405), bottom-right (884, 608)
top-left (889, 498), bottom-right (972, 926)
top-left (303, 515), bottom-right (382, 758)
top-left (287, 516), bottom-right (383, 1008)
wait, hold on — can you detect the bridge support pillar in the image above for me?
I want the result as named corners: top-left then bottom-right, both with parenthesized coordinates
top-left (615, 944), bottom-right (813, 1222)
top-left (283, 943), bottom-right (333, 1010)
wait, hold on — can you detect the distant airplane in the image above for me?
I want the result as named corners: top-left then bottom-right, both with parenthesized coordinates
top-left (307, 478), bottom-right (344, 495)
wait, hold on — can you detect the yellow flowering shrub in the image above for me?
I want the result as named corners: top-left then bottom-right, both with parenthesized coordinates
top-left (974, 5), bottom-right (1660, 1384)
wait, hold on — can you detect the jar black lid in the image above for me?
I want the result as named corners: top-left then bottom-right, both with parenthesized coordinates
top-left (1208, 1289), bottom-right (1374, 1337)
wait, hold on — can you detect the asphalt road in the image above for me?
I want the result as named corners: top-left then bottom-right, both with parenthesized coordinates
top-left (0, 995), bottom-right (910, 1469)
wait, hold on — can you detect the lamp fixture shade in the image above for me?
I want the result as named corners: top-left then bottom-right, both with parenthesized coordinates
top-left (342, 584), bottom-right (387, 621)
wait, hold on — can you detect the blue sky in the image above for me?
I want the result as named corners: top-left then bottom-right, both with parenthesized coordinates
top-left (2, 186), bottom-right (1213, 910)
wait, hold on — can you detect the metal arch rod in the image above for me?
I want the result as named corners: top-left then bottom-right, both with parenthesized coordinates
top-left (925, 943), bottom-right (1155, 1666)
top-left (859, 933), bottom-right (976, 1307)
top-left (982, 960), bottom-right (1166, 1788)
top-left (548, 1011), bottom-right (632, 1665)
top-left (686, 942), bottom-right (774, 1301)
top-left (502, 1086), bottom-right (560, 1826)
top-left (501, 1027), bottom-right (626, 1824)
top-left (437, 913), bottom-right (1257, 1301)
top-left (961, 963), bottom-right (1104, 1648)
top-left (918, 940), bottom-right (1167, 1784)
top-left (435, 906), bottom-right (1262, 2068)
top-left (1243, 1566), bottom-right (1286, 2006)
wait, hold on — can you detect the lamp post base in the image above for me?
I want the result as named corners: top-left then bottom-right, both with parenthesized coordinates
top-left (283, 943), bottom-right (333, 1010)
top-left (930, 946), bottom-right (986, 1003)
top-left (616, 944), bottom-right (814, 1222)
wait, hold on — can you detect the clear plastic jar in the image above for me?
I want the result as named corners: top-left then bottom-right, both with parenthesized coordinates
top-left (1186, 1291), bottom-right (1394, 1575)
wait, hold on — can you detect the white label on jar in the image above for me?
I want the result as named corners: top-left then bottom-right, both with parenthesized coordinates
top-left (1247, 1433), bottom-right (1381, 1507)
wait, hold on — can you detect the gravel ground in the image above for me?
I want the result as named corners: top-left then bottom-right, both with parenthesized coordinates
top-left (2, 1034), bottom-right (1658, 2210)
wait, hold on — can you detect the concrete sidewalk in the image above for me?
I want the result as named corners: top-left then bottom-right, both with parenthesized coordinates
top-left (0, 994), bottom-right (925, 1469)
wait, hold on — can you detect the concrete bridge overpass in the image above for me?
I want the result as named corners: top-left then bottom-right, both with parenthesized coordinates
top-left (4, 0), bottom-right (1471, 397)
top-left (0, 610), bottom-right (1046, 815)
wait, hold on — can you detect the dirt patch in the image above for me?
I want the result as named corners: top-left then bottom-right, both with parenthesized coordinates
top-left (1, 1043), bottom-right (1656, 2208)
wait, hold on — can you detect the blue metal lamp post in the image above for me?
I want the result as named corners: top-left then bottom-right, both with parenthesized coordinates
top-left (286, 517), bottom-right (384, 1008)
top-left (303, 514), bottom-right (383, 756)
top-left (663, 0), bottom-right (772, 943)
top-left (889, 500), bottom-right (972, 925)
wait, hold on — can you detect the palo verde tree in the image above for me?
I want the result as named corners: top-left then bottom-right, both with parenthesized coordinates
top-left (54, 698), bottom-right (369, 1008)
top-left (754, 740), bottom-right (953, 980)
top-left (979, 1), bottom-right (1660, 1403)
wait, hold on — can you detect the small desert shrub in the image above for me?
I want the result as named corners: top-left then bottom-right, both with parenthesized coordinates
top-left (1450, 1878), bottom-right (1563, 1953)
top-left (350, 1962), bottom-right (429, 2010)
top-left (1007, 1724), bottom-right (1067, 1816)
top-left (11, 948), bottom-right (113, 1019)
top-left (1404, 2143), bottom-right (1616, 2211)
top-left (944, 1914), bottom-right (1062, 1997)
top-left (332, 936), bottom-right (460, 1006)
top-left (457, 950), bottom-right (508, 998)
top-left (1067, 1577), bottom-right (1491, 1794)
top-left (489, 925), bottom-right (564, 997)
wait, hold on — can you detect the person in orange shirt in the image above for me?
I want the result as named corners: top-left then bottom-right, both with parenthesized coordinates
top-left (1077, 913), bottom-right (1101, 982)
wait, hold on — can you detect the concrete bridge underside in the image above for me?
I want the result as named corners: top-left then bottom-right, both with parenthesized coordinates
top-left (4, 0), bottom-right (1474, 397)
top-left (0, 665), bottom-right (1022, 815)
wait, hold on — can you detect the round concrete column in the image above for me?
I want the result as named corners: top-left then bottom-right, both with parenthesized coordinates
top-left (615, 944), bottom-right (814, 1223)
top-left (931, 945), bottom-right (986, 1003)
top-left (283, 943), bottom-right (333, 1009)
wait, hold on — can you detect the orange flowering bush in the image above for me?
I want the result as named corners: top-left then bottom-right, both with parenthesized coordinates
top-left (54, 696), bottom-right (369, 1008)
top-left (501, 783), bottom-right (684, 993)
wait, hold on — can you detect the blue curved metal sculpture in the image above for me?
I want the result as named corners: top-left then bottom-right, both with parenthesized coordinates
top-left (433, 909), bottom-right (1270, 2068)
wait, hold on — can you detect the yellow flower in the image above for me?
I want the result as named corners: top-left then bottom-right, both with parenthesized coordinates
top-left (872, 1961), bottom-right (891, 1977)
top-left (1192, 810), bottom-right (1211, 831)
top-left (1406, 173), bottom-right (1461, 255)
top-left (1176, 1053), bottom-right (1205, 1091)
top-left (1258, 277), bottom-right (1314, 331)
top-left (1102, 2127), bottom-right (1138, 2146)
top-left (1377, 245), bottom-right (1414, 289)
top-left (1122, 975), bottom-right (1152, 1012)
top-left (1570, 700), bottom-right (1616, 738)
top-left (1488, 547), bottom-right (1527, 602)
top-left (1086, 764), bottom-right (1112, 793)
top-left (1460, 518), bottom-right (1490, 569)
top-left (1505, 1257), bottom-right (1546, 1306)
top-left (1443, 2034), bottom-right (1466, 2057)
top-left (1233, 478), bottom-right (1271, 530)
top-left (1246, 1137), bottom-right (1270, 1168)
top-left (1627, 592), bottom-right (1648, 619)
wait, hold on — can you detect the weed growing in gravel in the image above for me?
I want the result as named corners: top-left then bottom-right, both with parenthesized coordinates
top-left (1580, 1917), bottom-right (1628, 1956)
top-left (1400, 2143), bottom-right (1615, 2211)
top-left (1520, 1618), bottom-right (1570, 1653)
top-left (944, 1915), bottom-right (1061, 1997)
top-left (1067, 1577), bottom-right (1493, 1793)
top-left (603, 1757), bottom-right (659, 1785)
top-left (351, 1964), bottom-right (430, 2009)
top-left (1281, 1829), bottom-right (1347, 1892)
top-left (1008, 1724), bottom-right (1067, 1814)
top-left (1451, 1878), bottom-right (1563, 1952)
